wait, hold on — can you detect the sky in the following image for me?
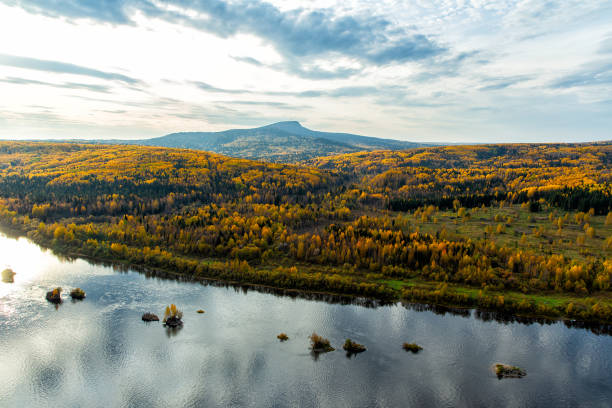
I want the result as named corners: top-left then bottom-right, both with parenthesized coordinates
top-left (0, 0), bottom-right (611, 143)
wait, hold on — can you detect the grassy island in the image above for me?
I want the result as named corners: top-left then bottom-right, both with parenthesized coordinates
top-left (402, 343), bottom-right (423, 353)
top-left (142, 312), bottom-right (159, 322)
top-left (163, 304), bottom-right (183, 327)
top-left (0, 142), bottom-right (611, 323)
top-left (310, 333), bottom-right (335, 352)
top-left (69, 288), bottom-right (86, 300)
top-left (343, 339), bottom-right (366, 353)
top-left (494, 364), bottom-right (526, 379)
top-left (2, 268), bottom-right (15, 283)
top-left (45, 287), bottom-right (62, 304)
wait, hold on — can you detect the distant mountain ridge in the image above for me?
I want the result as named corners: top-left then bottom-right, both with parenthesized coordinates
top-left (106, 121), bottom-right (430, 162)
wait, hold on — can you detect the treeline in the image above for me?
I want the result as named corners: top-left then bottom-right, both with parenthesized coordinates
top-left (312, 143), bottom-right (612, 214)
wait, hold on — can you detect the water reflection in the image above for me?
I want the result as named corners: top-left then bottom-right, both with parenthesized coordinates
top-left (1, 231), bottom-right (612, 407)
top-left (165, 325), bottom-right (183, 338)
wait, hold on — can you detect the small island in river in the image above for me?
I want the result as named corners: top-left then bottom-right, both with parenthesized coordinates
top-left (163, 304), bottom-right (183, 327)
top-left (310, 333), bottom-right (335, 352)
top-left (343, 339), bottom-right (366, 353)
top-left (402, 343), bottom-right (423, 353)
top-left (494, 364), bottom-right (526, 379)
top-left (70, 287), bottom-right (86, 300)
top-left (142, 313), bottom-right (159, 322)
top-left (2, 268), bottom-right (15, 283)
top-left (45, 287), bottom-right (62, 304)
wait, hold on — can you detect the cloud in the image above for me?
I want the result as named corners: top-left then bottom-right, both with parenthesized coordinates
top-left (0, 76), bottom-right (112, 93)
top-left (189, 80), bottom-right (387, 99)
top-left (316, 86), bottom-right (379, 98)
top-left (217, 100), bottom-right (309, 110)
top-left (408, 51), bottom-right (485, 84)
top-left (165, 2), bottom-right (446, 66)
top-left (190, 81), bottom-right (250, 94)
top-left (478, 75), bottom-right (533, 91)
top-left (365, 34), bottom-right (444, 64)
top-left (6, 0), bottom-right (135, 24)
top-left (232, 55), bottom-right (361, 79)
top-left (281, 62), bottom-right (361, 80)
top-left (599, 34), bottom-right (612, 54)
top-left (167, 103), bottom-right (287, 126)
top-left (0, 53), bottom-right (141, 84)
top-left (550, 61), bottom-right (612, 88)
top-left (10, 0), bottom-right (445, 78)
top-left (230, 56), bottom-right (264, 67)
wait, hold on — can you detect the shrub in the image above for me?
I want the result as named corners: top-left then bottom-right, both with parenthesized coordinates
top-left (310, 332), bottom-right (334, 352)
top-left (494, 364), bottom-right (526, 379)
top-left (277, 333), bottom-right (289, 341)
top-left (69, 287), bottom-right (86, 300)
top-left (45, 287), bottom-right (62, 303)
top-left (142, 312), bottom-right (159, 321)
top-left (163, 304), bottom-right (183, 327)
top-left (604, 236), bottom-right (612, 251)
top-left (402, 343), bottom-right (422, 353)
top-left (2, 268), bottom-right (15, 283)
top-left (586, 227), bottom-right (595, 238)
top-left (343, 339), bottom-right (366, 353)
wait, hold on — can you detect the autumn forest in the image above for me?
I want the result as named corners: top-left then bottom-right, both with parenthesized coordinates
top-left (1, 141), bottom-right (611, 322)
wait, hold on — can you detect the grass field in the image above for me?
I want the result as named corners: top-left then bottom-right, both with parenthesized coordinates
top-left (409, 204), bottom-right (610, 262)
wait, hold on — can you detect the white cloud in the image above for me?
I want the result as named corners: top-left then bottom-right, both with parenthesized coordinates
top-left (0, 0), bottom-right (610, 142)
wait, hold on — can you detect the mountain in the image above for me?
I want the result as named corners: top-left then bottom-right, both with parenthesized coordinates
top-left (113, 121), bottom-right (429, 162)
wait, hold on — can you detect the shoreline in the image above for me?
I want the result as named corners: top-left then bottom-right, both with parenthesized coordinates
top-left (2, 224), bottom-right (612, 330)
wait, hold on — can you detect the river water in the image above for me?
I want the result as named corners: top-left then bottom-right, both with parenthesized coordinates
top-left (0, 232), bottom-right (610, 407)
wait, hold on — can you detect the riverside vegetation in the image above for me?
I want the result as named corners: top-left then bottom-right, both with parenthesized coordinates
top-left (0, 142), bottom-right (611, 322)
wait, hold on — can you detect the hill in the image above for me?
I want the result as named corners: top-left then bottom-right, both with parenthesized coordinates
top-left (111, 121), bottom-right (427, 162)
top-left (0, 141), bottom-right (611, 323)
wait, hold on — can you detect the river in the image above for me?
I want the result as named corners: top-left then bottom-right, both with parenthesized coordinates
top-left (0, 232), bottom-right (610, 407)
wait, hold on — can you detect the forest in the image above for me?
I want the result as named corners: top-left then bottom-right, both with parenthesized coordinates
top-left (1, 141), bottom-right (611, 322)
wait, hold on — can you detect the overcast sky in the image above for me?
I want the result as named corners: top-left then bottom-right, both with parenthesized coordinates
top-left (0, 0), bottom-right (611, 142)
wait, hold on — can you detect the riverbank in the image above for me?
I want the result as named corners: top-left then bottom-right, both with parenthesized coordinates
top-left (2, 221), bottom-right (611, 326)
